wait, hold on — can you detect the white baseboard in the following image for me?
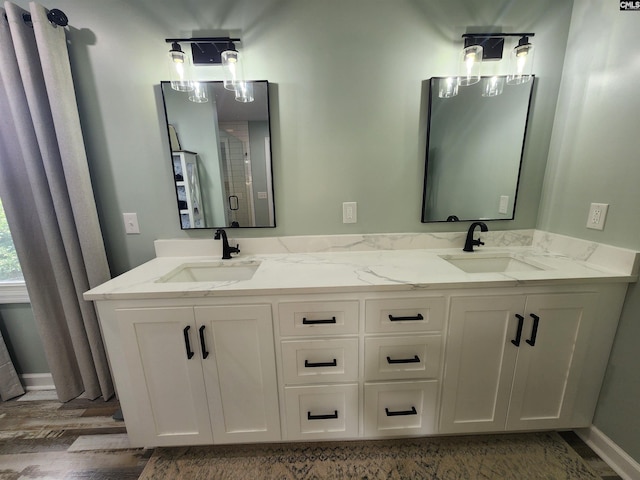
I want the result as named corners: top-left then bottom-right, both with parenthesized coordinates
top-left (576, 425), bottom-right (640, 480)
top-left (19, 373), bottom-right (55, 391)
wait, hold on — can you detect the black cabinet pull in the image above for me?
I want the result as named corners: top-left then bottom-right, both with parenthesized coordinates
top-left (388, 313), bottom-right (424, 322)
top-left (386, 355), bottom-right (420, 364)
top-left (199, 325), bottom-right (209, 359)
top-left (302, 316), bottom-right (337, 325)
top-left (183, 326), bottom-right (194, 359)
top-left (304, 359), bottom-right (337, 368)
top-left (511, 314), bottom-right (525, 347)
top-left (307, 410), bottom-right (338, 420)
top-left (526, 314), bottom-right (540, 346)
top-left (385, 406), bottom-right (418, 417)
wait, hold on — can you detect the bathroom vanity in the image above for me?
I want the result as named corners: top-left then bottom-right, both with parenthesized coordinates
top-left (84, 231), bottom-right (638, 448)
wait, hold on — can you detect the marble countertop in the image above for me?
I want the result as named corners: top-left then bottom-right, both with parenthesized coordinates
top-left (84, 244), bottom-right (638, 301)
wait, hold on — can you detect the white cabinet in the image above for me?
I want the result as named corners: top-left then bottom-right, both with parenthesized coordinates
top-left (94, 280), bottom-right (625, 447)
top-left (118, 306), bottom-right (213, 446)
top-left (277, 300), bottom-right (360, 440)
top-left (440, 292), bottom-right (597, 434)
top-left (362, 296), bottom-right (445, 438)
top-left (173, 151), bottom-right (204, 228)
top-left (116, 304), bottom-right (280, 446)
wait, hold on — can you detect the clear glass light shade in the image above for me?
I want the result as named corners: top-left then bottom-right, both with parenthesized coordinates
top-left (438, 77), bottom-right (459, 98)
top-left (222, 49), bottom-right (241, 91)
top-left (168, 43), bottom-right (193, 92)
top-left (458, 45), bottom-right (483, 86)
top-left (482, 76), bottom-right (505, 97)
top-left (506, 41), bottom-right (534, 85)
top-left (188, 82), bottom-right (209, 103)
top-left (235, 81), bottom-right (254, 103)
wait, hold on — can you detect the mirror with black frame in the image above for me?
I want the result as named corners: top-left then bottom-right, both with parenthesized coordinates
top-left (161, 80), bottom-right (275, 229)
top-left (421, 76), bottom-right (534, 223)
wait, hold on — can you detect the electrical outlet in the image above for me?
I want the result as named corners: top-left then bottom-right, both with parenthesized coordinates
top-left (123, 212), bottom-right (140, 234)
top-left (586, 203), bottom-right (608, 230)
top-left (343, 202), bottom-right (357, 224)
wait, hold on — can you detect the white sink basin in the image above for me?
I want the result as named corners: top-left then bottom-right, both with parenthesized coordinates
top-left (440, 253), bottom-right (545, 274)
top-left (157, 261), bottom-right (260, 283)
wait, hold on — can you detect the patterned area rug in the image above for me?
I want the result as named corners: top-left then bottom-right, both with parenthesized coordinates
top-left (138, 432), bottom-right (600, 480)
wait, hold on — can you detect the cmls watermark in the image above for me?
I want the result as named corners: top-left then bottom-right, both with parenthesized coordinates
top-left (620, 1), bottom-right (640, 10)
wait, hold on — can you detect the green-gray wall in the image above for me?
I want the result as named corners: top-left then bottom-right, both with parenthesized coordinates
top-left (9, 0), bottom-right (571, 276)
top-left (537, 0), bottom-right (640, 462)
top-left (0, 304), bottom-right (48, 374)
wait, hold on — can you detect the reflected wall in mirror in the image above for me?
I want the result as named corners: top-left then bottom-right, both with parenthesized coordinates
top-left (161, 81), bottom-right (275, 229)
top-left (421, 76), bottom-right (534, 223)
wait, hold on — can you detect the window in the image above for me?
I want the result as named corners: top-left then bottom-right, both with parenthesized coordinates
top-left (0, 199), bottom-right (28, 303)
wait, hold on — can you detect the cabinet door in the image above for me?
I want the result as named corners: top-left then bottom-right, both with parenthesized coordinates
top-left (506, 293), bottom-right (597, 430)
top-left (440, 295), bottom-right (525, 434)
top-left (117, 307), bottom-right (213, 446)
top-left (195, 305), bottom-right (281, 444)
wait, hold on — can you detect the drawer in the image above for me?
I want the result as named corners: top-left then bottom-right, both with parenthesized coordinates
top-left (279, 301), bottom-right (359, 336)
top-left (364, 381), bottom-right (438, 437)
top-left (364, 335), bottom-right (441, 381)
top-left (284, 384), bottom-right (359, 440)
top-left (282, 338), bottom-right (359, 384)
top-left (365, 297), bottom-right (445, 333)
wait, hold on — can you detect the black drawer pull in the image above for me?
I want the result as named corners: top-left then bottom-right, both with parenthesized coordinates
top-left (302, 317), bottom-right (337, 325)
top-left (304, 359), bottom-right (337, 368)
top-left (386, 355), bottom-right (420, 364)
top-left (388, 314), bottom-right (424, 322)
top-left (199, 325), bottom-right (209, 359)
top-left (385, 406), bottom-right (418, 417)
top-left (307, 410), bottom-right (338, 420)
top-left (511, 314), bottom-right (525, 347)
top-left (183, 326), bottom-right (194, 359)
top-left (526, 314), bottom-right (540, 347)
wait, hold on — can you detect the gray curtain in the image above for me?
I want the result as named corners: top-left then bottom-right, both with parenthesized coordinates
top-left (0, 2), bottom-right (114, 402)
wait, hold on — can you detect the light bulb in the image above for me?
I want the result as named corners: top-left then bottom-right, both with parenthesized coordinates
top-left (507, 37), bottom-right (534, 85)
top-left (458, 45), bottom-right (482, 86)
top-left (168, 42), bottom-right (193, 92)
top-left (222, 49), bottom-right (240, 91)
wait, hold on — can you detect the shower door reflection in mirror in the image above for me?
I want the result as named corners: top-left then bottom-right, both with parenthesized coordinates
top-left (161, 81), bottom-right (275, 229)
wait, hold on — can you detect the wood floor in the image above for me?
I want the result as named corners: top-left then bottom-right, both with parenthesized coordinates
top-left (0, 390), bottom-right (623, 479)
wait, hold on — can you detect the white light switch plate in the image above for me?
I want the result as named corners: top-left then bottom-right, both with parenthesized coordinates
top-left (123, 213), bottom-right (140, 234)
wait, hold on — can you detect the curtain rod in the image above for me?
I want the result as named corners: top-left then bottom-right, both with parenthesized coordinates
top-left (21, 8), bottom-right (68, 27)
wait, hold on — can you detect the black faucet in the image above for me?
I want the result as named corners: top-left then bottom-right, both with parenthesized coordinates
top-left (214, 229), bottom-right (240, 259)
top-left (463, 222), bottom-right (489, 252)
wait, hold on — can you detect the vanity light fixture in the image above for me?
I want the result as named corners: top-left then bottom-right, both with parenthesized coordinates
top-left (457, 33), bottom-right (535, 92)
top-left (458, 44), bottom-right (483, 86)
top-left (164, 37), bottom-right (253, 102)
top-left (221, 41), bottom-right (240, 91)
top-left (506, 35), bottom-right (535, 85)
top-left (168, 42), bottom-right (194, 92)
